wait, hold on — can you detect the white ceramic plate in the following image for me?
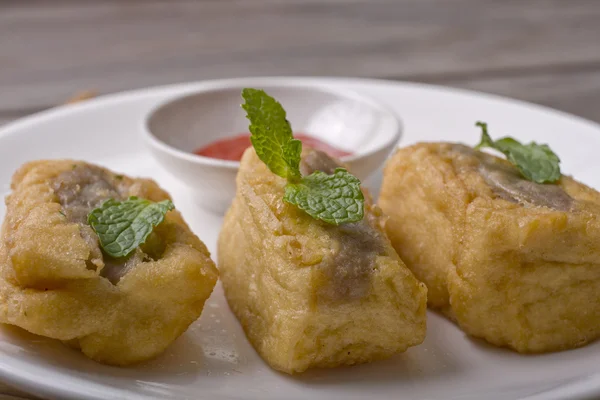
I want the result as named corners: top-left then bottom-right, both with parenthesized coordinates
top-left (1, 77), bottom-right (600, 400)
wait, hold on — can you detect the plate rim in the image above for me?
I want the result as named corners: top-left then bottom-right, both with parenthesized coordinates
top-left (2, 76), bottom-right (600, 141)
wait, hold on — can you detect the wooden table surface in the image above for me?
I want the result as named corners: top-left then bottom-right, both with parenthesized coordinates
top-left (1, 0), bottom-right (600, 398)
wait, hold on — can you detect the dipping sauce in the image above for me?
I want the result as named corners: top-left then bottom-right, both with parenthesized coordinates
top-left (195, 133), bottom-right (352, 161)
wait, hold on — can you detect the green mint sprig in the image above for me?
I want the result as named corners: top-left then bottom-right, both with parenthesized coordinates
top-left (475, 121), bottom-right (561, 184)
top-left (88, 196), bottom-right (174, 258)
top-left (242, 88), bottom-right (302, 181)
top-left (284, 168), bottom-right (364, 225)
top-left (242, 88), bottom-right (364, 225)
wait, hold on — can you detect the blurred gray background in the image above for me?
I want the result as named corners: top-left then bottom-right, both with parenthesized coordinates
top-left (0, 1), bottom-right (599, 398)
top-left (1, 0), bottom-right (599, 123)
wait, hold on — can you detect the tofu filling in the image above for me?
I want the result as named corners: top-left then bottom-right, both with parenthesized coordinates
top-left (52, 166), bottom-right (154, 284)
top-left (453, 144), bottom-right (573, 211)
top-left (301, 150), bottom-right (386, 301)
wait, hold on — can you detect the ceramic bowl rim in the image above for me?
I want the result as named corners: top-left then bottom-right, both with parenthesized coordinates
top-left (142, 80), bottom-right (403, 171)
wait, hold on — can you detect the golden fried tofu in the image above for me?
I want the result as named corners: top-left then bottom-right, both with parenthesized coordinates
top-left (379, 143), bottom-right (600, 353)
top-left (218, 148), bottom-right (427, 374)
top-left (0, 161), bottom-right (218, 365)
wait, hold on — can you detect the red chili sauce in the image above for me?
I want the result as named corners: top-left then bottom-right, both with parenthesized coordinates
top-left (194, 133), bottom-right (352, 161)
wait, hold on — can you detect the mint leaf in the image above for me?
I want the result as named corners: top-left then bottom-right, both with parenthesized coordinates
top-left (241, 88), bottom-right (365, 225)
top-left (474, 121), bottom-right (495, 150)
top-left (88, 197), bottom-right (174, 258)
top-left (474, 121), bottom-right (561, 183)
top-left (283, 168), bottom-right (364, 225)
top-left (242, 88), bottom-right (302, 181)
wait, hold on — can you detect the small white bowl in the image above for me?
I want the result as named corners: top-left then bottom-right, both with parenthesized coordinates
top-left (143, 81), bottom-right (402, 213)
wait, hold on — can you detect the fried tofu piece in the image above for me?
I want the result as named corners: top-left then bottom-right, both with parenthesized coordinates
top-left (379, 143), bottom-right (600, 352)
top-left (0, 161), bottom-right (218, 365)
top-left (218, 148), bottom-right (427, 374)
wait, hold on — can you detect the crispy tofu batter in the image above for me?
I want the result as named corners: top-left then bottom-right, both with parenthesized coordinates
top-left (380, 143), bottom-right (600, 352)
top-left (0, 160), bottom-right (218, 365)
top-left (218, 148), bottom-right (427, 374)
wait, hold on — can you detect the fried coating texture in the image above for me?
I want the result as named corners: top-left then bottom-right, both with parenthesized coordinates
top-left (379, 143), bottom-right (600, 353)
top-left (218, 148), bottom-right (427, 374)
top-left (0, 160), bottom-right (218, 365)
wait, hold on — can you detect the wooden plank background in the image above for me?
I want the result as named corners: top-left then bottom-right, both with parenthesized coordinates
top-left (1, 0), bottom-right (600, 398)
top-left (2, 0), bottom-right (600, 126)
